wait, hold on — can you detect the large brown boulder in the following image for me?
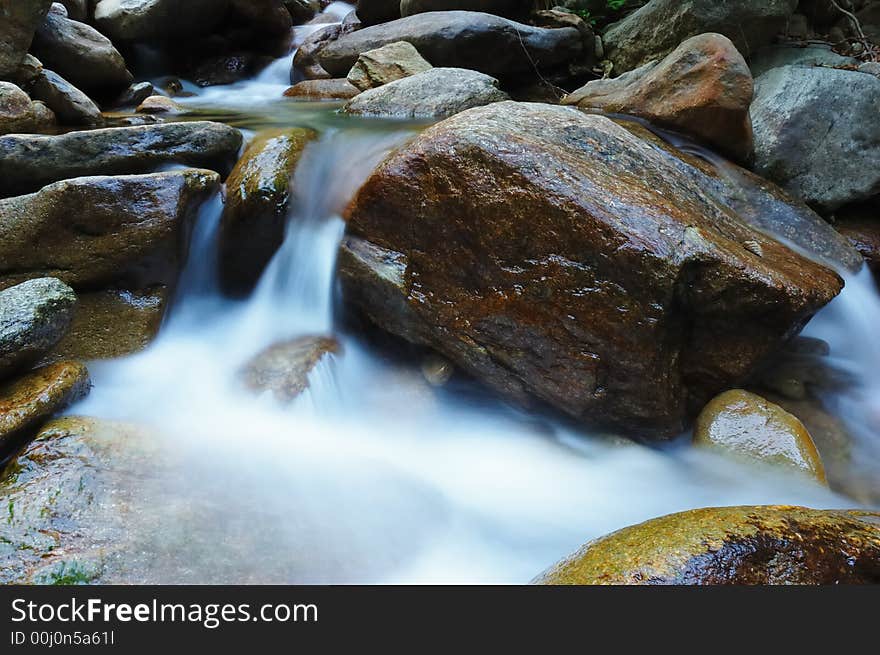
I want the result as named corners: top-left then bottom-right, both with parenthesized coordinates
top-left (534, 505), bottom-right (880, 584)
top-left (219, 128), bottom-right (317, 295)
top-left (339, 102), bottom-right (842, 436)
top-left (564, 33), bottom-right (754, 162)
top-left (0, 170), bottom-right (219, 291)
top-left (0, 0), bottom-right (53, 79)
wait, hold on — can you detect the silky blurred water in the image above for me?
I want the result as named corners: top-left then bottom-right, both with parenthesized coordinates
top-left (68, 23), bottom-right (880, 582)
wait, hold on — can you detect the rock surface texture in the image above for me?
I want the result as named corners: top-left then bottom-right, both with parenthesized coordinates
top-left (339, 102), bottom-right (843, 436)
top-left (534, 506), bottom-right (880, 584)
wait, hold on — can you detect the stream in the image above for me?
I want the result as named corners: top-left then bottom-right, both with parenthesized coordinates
top-left (67, 6), bottom-right (879, 583)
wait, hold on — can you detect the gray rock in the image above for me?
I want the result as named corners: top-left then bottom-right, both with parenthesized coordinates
top-left (344, 67), bottom-right (509, 118)
top-left (317, 11), bottom-right (583, 81)
top-left (94, 0), bottom-right (230, 41)
top-left (112, 81), bottom-right (155, 107)
top-left (346, 41), bottom-right (432, 91)
top-left (604, 0), bottom-right (798, 74)
top-left (0, 82), bottom-right (38, 135)
top-left (0, 0), bottom-right (53, 79)
top-left (31, 12), bottom-right (133, 91)
top-left (0, 170), bottom-right (220, 291)
top-left (751, 65), bottom-right (880, 212)
top-left (10, 54), bottom-right (45, 88)
top-left (749, 44), bottom-right (858, 78)
top-left (29, 69), bottom-right (104, 127)
top-left (0, 121), bottom-right (242, 197)
top-left (0, 278), bottom-right (77, 380)
top-left (400, 0), bottom-right (531, 20)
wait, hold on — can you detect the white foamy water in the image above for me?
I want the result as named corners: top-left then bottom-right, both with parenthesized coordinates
top-left (68, 115), bottom-right (877, 583)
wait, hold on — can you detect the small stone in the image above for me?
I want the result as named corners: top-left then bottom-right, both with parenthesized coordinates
top-left (694, 389), bottom-right (827, 482)
top-left (136, 95), bottom-right (185, 114)
top-left (240, 336), bottom-right (339, 402)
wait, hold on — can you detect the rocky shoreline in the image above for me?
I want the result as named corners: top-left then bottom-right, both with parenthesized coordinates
top-left (1, 0), bottom-right (879, 584)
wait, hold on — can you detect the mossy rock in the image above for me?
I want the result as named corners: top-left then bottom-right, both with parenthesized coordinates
top-left (218, 127), bottom-right (317, 295)
top-left (694, 389), bottom-right (827, 483)
top-left (535, 505), bottom-right (880, 585)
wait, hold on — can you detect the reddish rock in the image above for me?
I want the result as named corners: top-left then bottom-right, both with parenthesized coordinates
top-left (284, 78), bottom-right (360, 100)
top-left (564, 33), bottom-right (754, 162)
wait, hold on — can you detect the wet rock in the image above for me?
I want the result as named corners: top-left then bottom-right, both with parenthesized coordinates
top-left (604, 0), bottom-right (798, 74)
top-left (219, 128), bottom-right (317, 295)
top-left (343, 67), bottom-right (509, 118)
top-left (0, 279), bottom-right (77, 380)
top-left (347, 41), bottom-right (433, 91)
top-left (836, 212), bottom-right (880, 279)
top-left (29, 100), bottom-right (57, 132)
top-left (135, 94), bottom-right (186, 114)
top-left (189, 52), bottom-right (275, 87)
top-left (694, 389), bottom-right (826, 482)
top-left (42, 287), bottom-right (168, 362)
top-left (534, 506), bottom-right (880, 584)
top-left (240, 336), bottom-right (340, 401)
top-left (0, 82), bottom-right (39, 135)
top-left (284, 0), bottom-right (320, 23)
top-left (94, 0), bottom-right (230, 41)
top-left (748, 44), bottom-right (858, 78)
top-left (291, 24), bottom-right (348, 82)
top-left (339, 102), bottom-right (843, 436)
top-left (31, 12), bottom-right (133, 92)
top-left (356, 0), bottom-right (401, 25)
top-left (0, 362), bottom-right (90, 458)
top-left (316, 11), bottom-right (583, 82)
top-left (284, 78), bottom-right (361, 100)
top-left (112, 81), bottom-right (155, 108)
top-left (0, 170), bottom-right (219, 291)
top-left (751, 65), bottom-right (880, 212)
top-left (0, 0), bottom-right (53, 79)
top-left (564, 33), bottom-right (754, 162)
top-left (400, 0), bottom-right (531, 20)
top-left (0, 416), bottom-right (154, 584)
top-left (616, 120), bottom-right (862, 272)
top-left (0, 121), bottom-right (241, 198)
top-left (28, 69), bottom-right (104, 127)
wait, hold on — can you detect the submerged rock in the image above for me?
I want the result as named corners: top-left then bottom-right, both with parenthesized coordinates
top-left (564, 33), bottom-right (754, 162)
top-left (0, 121), bottom-right (241, 197)
top-left (0, 0), bottom-right (53, 79)
top-left (694, 389), bottom-right (826, 482)
top-left (534, 506), bottom-right (880, 584)
top-left (0, 362), bottom-right (90, 458)
top-left (316, 11), bottom-right (582, 81)
top-left (219, 128), bottom-right (317, 295)
top-left (751, 65), bottom-right (880, 212)
top-left (0, 170), bottom-right (220, 291)
top-left (42, 287), bottom-right (168, 362)
top-left (346, 41), bottom-right (432, 91)
top-left (604, 0), bottom-right (798, 74)
top-left (240, 336), bottom-right (340, 401)
top-left (0, 278), bottom-right (77, 380)
top-left (0, 416), bottom-right (153, 584)
top-left (31, 11), bottom-right (132, 91)
top-left (339, 102), bottom-right (842, 436)
top-left (343, 68), bottom-right (509, 118)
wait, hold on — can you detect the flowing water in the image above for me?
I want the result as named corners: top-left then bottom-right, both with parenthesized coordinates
top-left (66, 14), bottom-right (880, 582)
